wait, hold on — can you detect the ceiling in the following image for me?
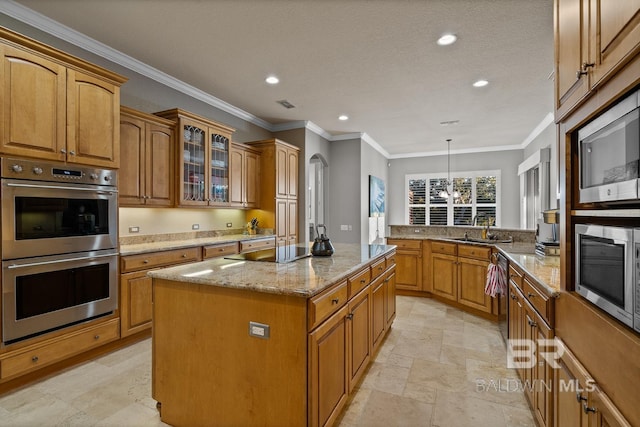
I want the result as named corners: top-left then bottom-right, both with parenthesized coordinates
top-left (10, 0), bottom-right (555, 158)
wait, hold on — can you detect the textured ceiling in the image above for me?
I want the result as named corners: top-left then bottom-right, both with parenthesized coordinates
top-left (13, 0), bottom-right (555, 157)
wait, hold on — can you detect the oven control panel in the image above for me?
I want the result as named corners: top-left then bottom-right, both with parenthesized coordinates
top-left (1, 157), bottom-right (117, 187)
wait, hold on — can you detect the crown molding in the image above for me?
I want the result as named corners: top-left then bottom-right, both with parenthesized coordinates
top-left (388, 144), bottom-right (523, 159)
top-left (1, 0), bottom-right (272, 130)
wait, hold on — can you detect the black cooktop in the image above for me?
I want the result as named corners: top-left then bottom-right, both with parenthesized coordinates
top-left (224, 245), bottom-right (311, 264)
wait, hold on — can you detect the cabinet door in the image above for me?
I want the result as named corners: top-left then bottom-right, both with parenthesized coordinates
top-left (457, 257), bottom-right (492, 313)
top-left (208, 131), bottom-right (230, 206)
top-left (555, 0), bottom-right (591, 117)
top-left (276, 199), bottom-right (288, 246)
top-left (554, 342), bottom-right (590, 427)
top-left (385, 269), bottom-right (396, 329)
top-left (308, 305), bottom-right (349, 427)
top-left (120, 270), bottom-right (153, 337)
top-left (245, 150), bottom-right (259, 207)
top-left (348, 287), bottom-right (371, 392)
top-left (529, 306), bottom-right (553, 427)
top-left (590, 386), bottom-right (632, 427)
top-left (229, 146), bottom-right (244, 206)
top-left (431, 253), bottom-right (457, 300)
top-left (508, 282), bottom-right (526, 379)
top-left (119, 115), bottom-right (145, 206)
top-left (276, 145), bottom-right (288, 198)
top-left (590, 0), bottom-right (640, 88)
top-left (287, 199), bottom-right (298, 245)
top-left (287, 148), bottom-right (298, 198)
top-left (0, 45), bottom-right (66, 161)
top-left (66, 69), bottom-right (119, 168)
top-left (395, 251), bottom-right (422, 291)
top-left (371, 275), bottom-right (386, 354)
top-left (179, 119), bottom-right (207, 206)
top-left (145, 123), bottom-right (173, 206)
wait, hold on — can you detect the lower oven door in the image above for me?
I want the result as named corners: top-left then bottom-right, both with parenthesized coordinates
top-left (2, 249), bottom-right (118, 344)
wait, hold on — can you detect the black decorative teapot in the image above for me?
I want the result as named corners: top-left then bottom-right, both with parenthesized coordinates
top-left (311, 224), bottom-right (334, 256)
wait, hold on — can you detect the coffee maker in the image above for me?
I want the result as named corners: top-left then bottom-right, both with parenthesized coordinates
top-left (535, 209), bottom-right (559, 256)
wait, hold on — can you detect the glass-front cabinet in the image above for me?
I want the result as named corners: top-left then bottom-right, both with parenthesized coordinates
top-left (155, 109), bottom-right (234, 207)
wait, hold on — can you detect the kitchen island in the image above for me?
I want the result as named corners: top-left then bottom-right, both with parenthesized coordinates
top-left (147, 243), bottom-right (397, 427)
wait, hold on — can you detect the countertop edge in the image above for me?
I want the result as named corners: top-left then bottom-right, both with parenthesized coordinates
top-left (119, 234), bottom-right (275, 256)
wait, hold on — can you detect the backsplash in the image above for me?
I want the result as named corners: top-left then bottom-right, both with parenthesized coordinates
top-left (119, 228), bottom-right (273, 245)
top-left (389, 225), bottom-right (536, 243)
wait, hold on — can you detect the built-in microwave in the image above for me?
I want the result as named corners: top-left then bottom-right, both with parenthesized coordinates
top-left (578, 88), bottom-right (639, 204)
top-left (575, 224), bottom-right (640, 333)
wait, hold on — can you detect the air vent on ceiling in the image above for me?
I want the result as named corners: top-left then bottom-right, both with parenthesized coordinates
top-left (439, 120), bottom-right (459, 126)
top-left (277, 99), bottom-right (296, 109)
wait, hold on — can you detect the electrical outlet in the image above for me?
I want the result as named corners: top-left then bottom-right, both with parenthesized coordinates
top-left (340, 225), bottom-right (348, 231)
top-left (415, 229), bottom-right (420, 233)
top-left (226, 222), bottom-right (233, 228)
top-left (128, 226), bottom-right (139, 233)
top-left (249, 321), bottom-right (270, 339)
top-left (192, 224), bottom-right (200, 230)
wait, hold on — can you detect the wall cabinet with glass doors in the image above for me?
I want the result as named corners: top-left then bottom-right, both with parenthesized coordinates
top-left (154, 109), bottom-right (235, 207)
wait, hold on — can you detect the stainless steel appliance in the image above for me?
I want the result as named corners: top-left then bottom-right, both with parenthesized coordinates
top-left (1, 158), bottom-right (118, 344)
top-left (578, 88), bottom-right (639, 204)
top-left (575, 224), bottom-right (639, 333)
top-left (535, 209), bottom-right (559, 256)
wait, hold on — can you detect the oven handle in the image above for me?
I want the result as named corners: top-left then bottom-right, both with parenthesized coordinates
top-left (6, 253), bottom-right (118, 269)
top-left (5, 182), bottom-right (117, 194)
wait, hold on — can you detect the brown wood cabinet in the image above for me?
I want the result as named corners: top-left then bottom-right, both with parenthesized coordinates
top-left (555, 0), bottom-right (640, 120)
top-left (230, 142), bottom-right (260, 208)
top-left (119, 107), bottom-right (175, 207)
top-left (0, 29), bottom-right (126, 167)
top-left (154, 109), bottom-right (235, 208)
top-left (245, 139), bottom-right (299, 246)
top-left (119, 247), bottom-right (201, 337)
top-left (386, 239), bottom-right (422, 291)
top-left (554, 338), bottom-right (631, 427)
top-left (347, 286), bottom-right (371, 392)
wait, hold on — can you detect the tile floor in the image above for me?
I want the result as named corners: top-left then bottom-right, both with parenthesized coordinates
top-left (0, 296), bottom-right (535, 426)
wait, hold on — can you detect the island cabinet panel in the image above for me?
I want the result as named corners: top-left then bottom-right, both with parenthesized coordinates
top-left (371, 274), bottom-right (386, 353)
top-left (346, 287), bottom-right (371, 392)
top-left (153, 280), bottom-right (308, 427)
top-left (384, 267), bottom-right (397, 329)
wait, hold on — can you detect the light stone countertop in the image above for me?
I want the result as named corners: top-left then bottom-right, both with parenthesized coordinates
top-left (387, 234), bottom-right (560, 297)
top-left (147, 243), bottom-right (396, 298)
top-left (119, 234), bottom-right (274, 256)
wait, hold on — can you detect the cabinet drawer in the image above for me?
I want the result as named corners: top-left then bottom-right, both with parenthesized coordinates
top-left (523, 277), bottom-right (552, 325)
top-left (508, 264), bottom-right (524, 287)
top-left (457, 244), bottom-right (491, 261)
top-left (370, 258), bottom-right (386, 280)
top-left (121, 247), bottom-right (201, 273)
top-left (240, 237), bottom-right (275, 253)
top-left (203, 242), bottom-right (239, 259)
top-left (0, 319), bottom-right (119, 380)
top-left (387, 239), bottom-right (421, 250)
top-left (385, 251), bottom-right (396, 267)
top-left (348, 268), bottom-right (371, 298)
top-left (308, 281), bottom-right (348, 330)
top-left (431, 241), bottom-right (457, 255)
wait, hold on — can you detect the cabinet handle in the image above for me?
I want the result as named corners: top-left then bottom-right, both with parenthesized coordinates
top-left (360, 279), bottom-right (366, 284)
top-left (527, 319), bottom-right (537, 327)
top-left (94, 335), bottom-right (100, 340)
top-left (143, 259), bottom-right (149, 264)
top-left (69, 150), bottom-right (76, 156)
top-left (32, 356), bottom-right (39, 363)
top-left (582, 403), bottom-right (596, 414)
top-left (527, 292), bottom-right (535, 298)
top-left (218, 248), bottom-right (225, 252)
top-left (576, 392), bottom-right (587, 403)
top-left (60, 148), bottom-right (67, 154)
top-left (331, 298), bottom-right (339, 305)
top-left (510, 294), bottom-right (518, 301)
top-left (346, 313), bottom-right (354, 320)
top-left (182, 254), bottom-right (187, 258)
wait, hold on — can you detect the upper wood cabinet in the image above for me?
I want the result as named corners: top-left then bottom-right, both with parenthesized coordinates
top-left (119, 107), bottom-right (175, 207)
top-left (0, 29), bottom-right (126, 167)
top-left (154, 109), bottom-right (235, 208)
top-left (555, 0), bottom-right (640, 120)
top-left (230, 142), bottom-right (260, 208)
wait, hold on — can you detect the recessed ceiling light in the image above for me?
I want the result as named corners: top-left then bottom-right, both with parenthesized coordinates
top-left (265, 75), bottom-right (279, 85)
top-left (437, 33), bottom-right (457, 46)
top-left (338, 115), bottom-right (349, 121)
top-left (473, 79), bottom-right (489, 87)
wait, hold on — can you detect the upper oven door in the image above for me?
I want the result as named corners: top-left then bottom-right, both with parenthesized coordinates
top-left (1, 179), bottom-right (117, 260)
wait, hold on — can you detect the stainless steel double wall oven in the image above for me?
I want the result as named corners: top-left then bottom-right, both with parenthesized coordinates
top-left (1, 158), bottom-right (118, 344)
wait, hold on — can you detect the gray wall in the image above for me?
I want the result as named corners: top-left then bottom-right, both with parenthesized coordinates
top-left (523, 122), bottom-right (558, 209)
top-left (328, 139), bottom-right (361, 243)
top-left (388, 149), bottom-right (523, 229)
top-left (360, 141), bottom-right (389, 243)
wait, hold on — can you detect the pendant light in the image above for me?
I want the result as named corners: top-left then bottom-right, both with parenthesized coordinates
top-left (439, 139), bottom-right (460, 199)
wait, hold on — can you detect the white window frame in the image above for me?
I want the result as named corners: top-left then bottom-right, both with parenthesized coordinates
top-left (405, 170), bottom-right (501, 227)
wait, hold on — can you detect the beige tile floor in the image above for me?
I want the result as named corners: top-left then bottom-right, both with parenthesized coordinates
top-left (0, 296), bottom-right (535, 426)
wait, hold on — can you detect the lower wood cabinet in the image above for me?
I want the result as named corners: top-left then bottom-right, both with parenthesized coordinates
top-left (119, 247), bottom-right (201, 337)
top-left (431, 252), bottom-right (458, 301)
top-left (386, 239), bottom-right (422, 291)
top-left (347, 287), bottom-right (371, 392)
top-left (554, 338), bottom-right (631, 427)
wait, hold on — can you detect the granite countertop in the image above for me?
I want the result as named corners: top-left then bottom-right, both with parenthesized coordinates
top-left (147, 243), bottom-right (396, 298)
top-left (387, 234), bottom-right (560, 297)
top-left (119, 234), bottom-right (275, 256)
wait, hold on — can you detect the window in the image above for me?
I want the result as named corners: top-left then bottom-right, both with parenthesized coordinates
top-left (406, 171), bottom-right (500, 226)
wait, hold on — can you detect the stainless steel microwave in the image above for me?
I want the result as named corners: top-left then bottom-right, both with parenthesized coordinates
top-left (578, 88), bottom-right (639, 204)
top-left (575, 224), bottom-right (639, 333)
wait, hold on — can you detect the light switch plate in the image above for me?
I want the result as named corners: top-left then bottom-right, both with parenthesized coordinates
top-left (249, 321), bottom-right (270, 339)
top-left (129, 226), bottom-right (139, 233)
